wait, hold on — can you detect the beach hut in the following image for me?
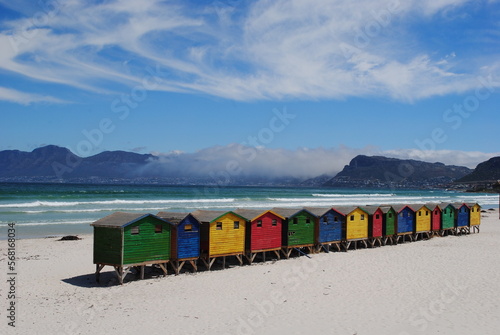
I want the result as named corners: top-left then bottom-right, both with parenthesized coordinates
top-left (379, 205), bottom-right (397, 245)
top-left (428, 204), bottom-right (443, 236)
top-left (454, 203), bottom-right (470, 234)
top-left (440, 203), bottom-right (456, 235)
top-left (234, 208), bottom-right (284, 264)
top-left (395, 205), bottom-right (416, 242)
top-left (157, 212), bottom-right (200, 275)
top-left (305, 207), bottom-right (343, 252)
top-left (271, 208), bottom-right (316, 259)
top-left (333, 206), bottom-right (370, 250)
top-left (467, 203), bottom-right (481, 233)
top-left (363, 206), bottom-right (384, 247)
top-left (192, 209), bottom-right (247, 270)
top-left (91, 212), bottom-right (172, 284)
top-left (414, 204), bottom-right (432, 240)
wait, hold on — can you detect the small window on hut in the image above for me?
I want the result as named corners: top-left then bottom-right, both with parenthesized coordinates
top-left (272, 219), bottom-right (277, 226)
top-left (350, 215), bottom-right (354, 221)
top-left (234, 221), bottom-right (240, 229)
top-left (419, 211), bottom-right (422, 216)
top-left (293, 218), bottom-right (298, 225)
top-left (131, 226), bottom-right (139, 235)
top-left (375, 214), bottom-right (380, 219)
top-left (333, 216), bottom-right (338, 222)
top-left (216, 222), bottom-right (222, 230)
top-left (184, 224), bottom-right (193, 232)
top-left (305, 217), bottom-right (311, 224)
top-left (257, 220), bottom-right (262, 228)
top-left (388, 213), bottom-right (392, 218)
top-left (323, 217), bottom-right (328, 224)
top-left (361, 214), bottom-right (365, 220)
top-left (426, 211), bottom-right (429, 216)
top-left (435, 210), bottom-right (438, 215)
top-left (155, 224), bottom-right (162, 233)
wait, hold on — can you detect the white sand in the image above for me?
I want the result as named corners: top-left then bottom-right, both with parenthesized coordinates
top-left (2, 210), bottom-right (500, 335)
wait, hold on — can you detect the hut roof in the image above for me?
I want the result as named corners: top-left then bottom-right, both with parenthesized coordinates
top-left (393, 204), bottom-right (415, 213)
top-left (234, 208), bottom-right (285, 221)
top-left (156, 211), bottom-right (194, 225)
top-left (361, 206), bottom-right (383, 215)
top-left (331, 205), bottom-right (359, 216)
top-left (465, 202), bottom-right (481, 208)
top-left (410, 204), bottom-right (432, 211)
top-left (452, 202), bottom-right (470, 209)
top-left (191, 209), bottom-right (247, 223)
top-left (270, 207), bottom-right (313, 219)
top-left (91, 212), bottom-right (170, 228)
top-left (303, 207), bottom-right (333, 217)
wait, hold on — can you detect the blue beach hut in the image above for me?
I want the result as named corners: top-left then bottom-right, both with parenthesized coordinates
top-left (157, 211), bottom-right (201, 275)
top-left (395, 205), bottom-right (415, 242)
top-left (453, 203), bottom-right (470, 234)
top-left (305, 207), bottom-right (343, 252)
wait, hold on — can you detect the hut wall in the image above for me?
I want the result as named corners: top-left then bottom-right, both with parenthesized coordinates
top-left (442, 206), bottom-right (455, 230)
top-left (249, 212), bottom-right (282, 251)
top-left (346, 208), bottom-right (369, 240)
top-left (470, 205), bottom-right (481, 226)
top-left (431, 208), bottom-right (441, 231)
top-left (317, 210), bottom-right (343, 243)
top-left (383, 210), bottom-right (396, 236)
top-left (93, 226), bottom-right (123, 265)
top-left (456, 206), bottom-right (470, 227)
top-left (209, 213), bottom-right (245, 256)
top-left (283, 212), bottom-right (315, 247)
top-left (416, 207), bottom-right (431, 233)
top-left (370, 209), bottom-right (383, 238)
top-left (123, 217), bottom-right (171, 265)
top-left (174, 215), bottom-right (200, 259)
top-left (397, 207), bottom-right (415, 234)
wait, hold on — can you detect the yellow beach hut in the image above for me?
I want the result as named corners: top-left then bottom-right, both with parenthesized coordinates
top-left (467, 203), bottom-right (481, 233)
top-left (192, 209), bottom-right (247, 270)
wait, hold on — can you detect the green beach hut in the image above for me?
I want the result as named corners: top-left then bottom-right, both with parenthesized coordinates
top-left (91, 212), bottom-right (172, 284)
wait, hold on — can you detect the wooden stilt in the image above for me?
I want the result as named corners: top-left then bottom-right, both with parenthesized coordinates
top-left (140, 265), bottom-right (145, 279)
top-left (95, 264), bottom-right (105, 283)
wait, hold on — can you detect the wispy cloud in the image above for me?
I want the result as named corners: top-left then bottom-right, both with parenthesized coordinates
top-left (0, 0), bottom-right (499, 101)
top-left (0, 86), bottom-right (68, 105)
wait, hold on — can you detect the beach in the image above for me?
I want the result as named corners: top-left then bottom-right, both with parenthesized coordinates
top-left (2, 209), bottom-right (500, 335)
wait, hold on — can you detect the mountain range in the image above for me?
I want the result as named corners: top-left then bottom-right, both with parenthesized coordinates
top-left (0, 145), bottom-right (497, 189)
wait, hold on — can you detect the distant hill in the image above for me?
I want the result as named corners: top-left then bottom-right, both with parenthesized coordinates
top-left (323, 155), bottom-right (472, 189)
top-left (0, 145), bottom-right (157, 182)
top-left (457, 156), bottom-right (500, 183)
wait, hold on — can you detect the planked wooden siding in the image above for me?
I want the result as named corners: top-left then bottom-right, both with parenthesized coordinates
top-left (369, 208), bottom-right (384, 238)
top-left (383, 208), bottom-right (396, 236)
top-left (173, 215), bottom-right (200, 260)
top-left (397, 206), bottom-right (415, 234)
top-left (415, 206), bottom-right (432, 233)
top-left (317, 209), bottom-right (343, 244)
top-left (283, 211), bottom-right (315, 247)
top-left (441, 205), bottom-right (456, 230)
top-left (431, 206), bottom-right (442, 231)
top-left (209, 213), bottom-right (245, 257)
top-left (93, 226), bottom-right (122, 265)
top-left (346, 208), bottom-right (369, 240)
top-left (456, 204), bottom-right (470, 227)
top-left (249, 212), bottom-right (282, 252)
top-left (123, 217), bottom-right (171, 265)
top-left (469, 204), bottom-right (481, 226)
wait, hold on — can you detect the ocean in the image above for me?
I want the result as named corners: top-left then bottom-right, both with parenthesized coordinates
top-left (0, 182), bottom-right (497, 239)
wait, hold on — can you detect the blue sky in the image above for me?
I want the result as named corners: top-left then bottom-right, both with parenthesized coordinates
top-left (1, 0), bottom-right (499, 176)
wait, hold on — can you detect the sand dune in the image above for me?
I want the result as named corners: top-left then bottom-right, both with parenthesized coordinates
top-left (2, 210), bottom-right (500, 335)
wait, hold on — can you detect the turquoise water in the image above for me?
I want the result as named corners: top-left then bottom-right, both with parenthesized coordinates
top-left (0, 182), bottom-right (497, 239)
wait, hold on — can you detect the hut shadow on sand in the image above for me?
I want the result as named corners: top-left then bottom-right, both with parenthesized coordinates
top-left (62, 266), bottom-right (168, 287)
